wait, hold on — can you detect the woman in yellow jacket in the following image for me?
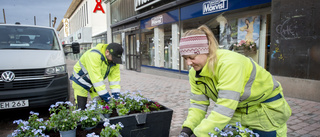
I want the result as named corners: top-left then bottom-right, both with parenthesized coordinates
top-left (178, 25), bottom-right (291, 137)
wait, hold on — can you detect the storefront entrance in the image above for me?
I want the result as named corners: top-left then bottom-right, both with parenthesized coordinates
top-left (125, 34), bottom-right (141, 71)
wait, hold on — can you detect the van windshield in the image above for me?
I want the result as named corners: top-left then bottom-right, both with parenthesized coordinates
top-left (0, 26), bottom-right (60, 50)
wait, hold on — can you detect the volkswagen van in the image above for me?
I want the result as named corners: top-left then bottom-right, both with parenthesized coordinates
top-left (0, 23), bottom-right (75, 111)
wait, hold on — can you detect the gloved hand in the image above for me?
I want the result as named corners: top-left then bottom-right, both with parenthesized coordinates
top-left (190, 134), bottom-right (196, 137)
top-left (179, 127), bottom-right (193, 137)
top-left (99, 93), bottom-right (111, 103)
top-left (111, 92), bottom-right (120, 99)
top-left (179, 132), bottom-right (189, 137)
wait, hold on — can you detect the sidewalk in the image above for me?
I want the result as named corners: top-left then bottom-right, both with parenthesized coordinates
top-left (67, 59), bottom-right (320, 137)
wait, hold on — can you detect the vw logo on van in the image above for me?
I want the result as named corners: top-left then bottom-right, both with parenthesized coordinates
top-left (1, 71), bottom-right (15, 82)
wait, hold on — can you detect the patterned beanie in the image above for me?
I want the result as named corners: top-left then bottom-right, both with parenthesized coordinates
top-left (179, 34), bottom-right (209, 56)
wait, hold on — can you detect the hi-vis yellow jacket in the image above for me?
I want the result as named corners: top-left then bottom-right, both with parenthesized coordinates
top-left (70, 43), bottom-right (121, 96)
top-left (182, 49), bottom-right (282, 136)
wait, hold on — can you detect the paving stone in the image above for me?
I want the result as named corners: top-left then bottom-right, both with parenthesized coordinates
top-left (66, 60), bottom-right (320, 137)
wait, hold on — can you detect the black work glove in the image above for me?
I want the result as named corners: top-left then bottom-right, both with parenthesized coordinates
top-left (190, 134), bottom-right (197, 137)
top-left (100, 93), bottom-right (111, 103)
top-left (111, 92), bottom-right (120, 99)
top-left (179, 127), bottom-right (193, 137)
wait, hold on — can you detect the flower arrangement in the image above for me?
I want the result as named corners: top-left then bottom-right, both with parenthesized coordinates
top-left (149, 102), bottom-right (161, 111)
top-left (11, 111), bottom-right (49, 137)
top-left (233, 40), bottom-right (257, 54)
top-left (97, 91), bottom-right (164, 117)
top-left (97, 100), bottom-right (113, 115)
top-left (48, 101), bottom-right (81, 131)
top-left (116, 91), bottom-right (163, 115)
top-left (11, 91), bottom-right (166, 136)
top-left (208, 122), bottom-right (259, 137)
top-left (80, 100), bottom-right (102, 129)
top-left (85, 119), bottom-right (124, 137)
top-left (99, 119), bottom-right (124, 137)
top-left (115, 100), bottom-right (130, 116)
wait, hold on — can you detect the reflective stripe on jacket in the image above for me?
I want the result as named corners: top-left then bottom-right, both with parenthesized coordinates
top-left (70, 43), bottom-right (121, 96)
top-left (182, 49), bottom-right (282, 136)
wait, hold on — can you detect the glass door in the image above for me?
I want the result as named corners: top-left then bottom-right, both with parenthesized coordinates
top-left (125, 34), bottom-right (141, 71)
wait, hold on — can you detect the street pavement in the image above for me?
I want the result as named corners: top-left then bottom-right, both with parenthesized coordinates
top-left (68, 59), bottom-right (320, 137)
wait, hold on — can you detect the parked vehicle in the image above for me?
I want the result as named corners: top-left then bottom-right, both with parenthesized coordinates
top-left (0, 23), bottom-right (79, 111)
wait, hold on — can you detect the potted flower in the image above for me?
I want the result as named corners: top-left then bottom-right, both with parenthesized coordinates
top-left (99, 119), bottom-right (124, 137)
top-left (48, 101), bottom-right (81, 136)
top-left (115, 100), bottom-right (130, 116)
top-left (142, 104), bottom-right (151, 113)
top-left (11, 111), bottom-right (49, 137)
top-left (149, 102), bottom-right (161, 111)
top-left (97, 100), bottom-right (113, 118)
top-left (208, 122), bottom-right (259, 137)
top-left (79, 100), bottom-right (102, 130)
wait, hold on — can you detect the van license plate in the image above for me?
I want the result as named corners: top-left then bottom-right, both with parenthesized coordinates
top-left (0, 100), bottom-right (29, 109)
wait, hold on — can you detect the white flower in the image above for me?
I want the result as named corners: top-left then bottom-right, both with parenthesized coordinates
top-left (37, 118), bottom-right (44, 122)
top-left (55, 101), bottom-right (64, 106)
top-left (80, 116), bottom-right (89, 121)
top-left (65, 101), bottom-right (73, 106)
top-left (103, 121), bottom-right (110, 127)
top-left (39, 126), bottom-right (46, 130)
top-left (214, 127), bottom-right (220, 132)
top-left (110, 124), bottom-right (116, 130)
top-left (92, 118), bottom-right (97, 121)
top-left (86, 132), bottom-right (99, 137)
top-left (13, 119), bottom-right (23, 124)
top-left (236, 122), bottom-right (242, 128)
top-left (118, 122), bottom-right (124, 128)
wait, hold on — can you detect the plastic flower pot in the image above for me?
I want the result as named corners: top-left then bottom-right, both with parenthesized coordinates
top-left (103, 113), bottom-right (111, 118)
top-left (59, 127), bottom-right (76, 137)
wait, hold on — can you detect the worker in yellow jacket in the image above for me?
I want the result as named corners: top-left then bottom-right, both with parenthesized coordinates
top-left (178, 25), bottom-right (291, 137)
top-left (70, 43), bottom-right (123, 110)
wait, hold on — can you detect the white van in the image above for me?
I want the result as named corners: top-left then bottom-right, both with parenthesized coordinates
top-left (0, 23), bottom-right (78, 111)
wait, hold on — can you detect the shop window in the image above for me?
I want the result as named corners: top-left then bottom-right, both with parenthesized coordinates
top-left (180, 12), bottom-right (268, 70)
top-left (140, 28), bottom-right (154, 66)
top-left (140, 23), bottom-right (174, 69)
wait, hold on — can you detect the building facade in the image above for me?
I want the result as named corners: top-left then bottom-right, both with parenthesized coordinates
top-left (106, 0), bottom-right (320, 102)
top-left (57, 0), bottom-right (108, 60)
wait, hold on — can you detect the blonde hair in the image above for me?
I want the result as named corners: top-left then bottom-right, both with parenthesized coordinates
top-left (182, 25), bottom-right (218, 73)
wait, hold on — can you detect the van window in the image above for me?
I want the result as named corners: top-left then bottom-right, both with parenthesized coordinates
top-left (0, 26), bottom-right (60, 50)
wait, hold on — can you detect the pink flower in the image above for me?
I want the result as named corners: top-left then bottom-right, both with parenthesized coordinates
top-left (103, 105), bottom-right (110, 110)
top-left (239, 40), bottom-right (246, 45)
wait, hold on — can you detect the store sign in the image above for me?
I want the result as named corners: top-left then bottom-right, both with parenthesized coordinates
top-left (63, 19), bottom-right (70, 37)
top-left (151, 15), bottom-right (163, 26)
top-left (203, 0), bottom-right (228, 15)
top-left (140, 9), bottom-right (179, 29)
top-left (93, 0), bottom-right (105, 13)
top-left (181, 0), bottom-right (271, 21)
top-left (135, 0), bottom-right (161, 11)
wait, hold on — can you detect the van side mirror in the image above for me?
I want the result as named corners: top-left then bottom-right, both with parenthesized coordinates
top-left (71, 42), bottom-right (80, 54)
top-left (63, 42), bottom-right (80, 55)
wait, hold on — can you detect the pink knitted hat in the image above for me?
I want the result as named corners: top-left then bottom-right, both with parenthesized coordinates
top-left (179, 34), bottom-right (209, 56)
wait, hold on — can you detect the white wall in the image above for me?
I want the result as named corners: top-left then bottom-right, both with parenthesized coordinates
top-left (68, 0), bottom-right (107, 39)
top-left (89, 0), bottom-right (107, 36)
